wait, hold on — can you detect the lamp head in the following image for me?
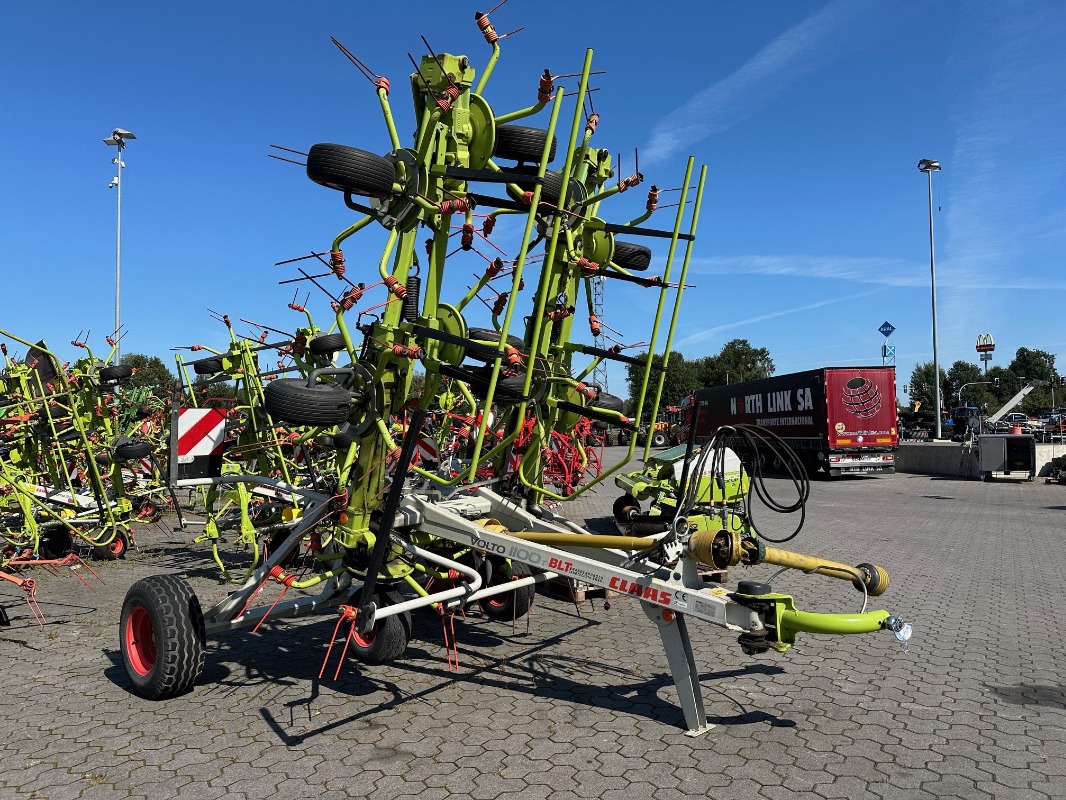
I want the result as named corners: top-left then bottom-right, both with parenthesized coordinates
top-left (917, 159), bottom-right (941, 172)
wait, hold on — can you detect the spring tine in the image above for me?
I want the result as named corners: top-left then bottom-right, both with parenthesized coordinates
top-left (496, 26), bottom-right (525, 40)
top-left (319, 613), bottom-right (349, 679)
top-left (275, 252), bottom-right (330, 266)
top-left (267, 154), bottom-right (306, 167)
top-left (330, 36), bottom-right (378, 84)
top-left (333, 618), bottom-right (360, 681)
top-left (269, 144), bottom-right (308, 156)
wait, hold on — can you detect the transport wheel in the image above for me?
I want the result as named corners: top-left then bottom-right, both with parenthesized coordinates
top-left (478, 560), bottom-right (535, 621)
top-left (493, 125), bottom-right (557, 163)
top-left (264, 379), bottom-right (351, 427)
top-left (99, 364), bottom-right (133, 382)
top-left (93, 528), bottom-right (130, 561)
top-left (192, 358), bottom-right (223, 376)
top-left (306, 143), bottom-right (396, 197)
top-left (651, 431), bottom-right (668, 448)
top-left (308, 333), bottom-right (347, 356)
top-left (120, 574), bottom-right (206, 699)
top-left (613, 493), bottom-right (639, 522)
top-left (611, 240), bottom-right (652, 271)
top-left (349, 592), bottom-right (412, 665)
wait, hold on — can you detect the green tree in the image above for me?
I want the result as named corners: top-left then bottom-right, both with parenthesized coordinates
top-left (120, 353), bottom-right (177, 398)
top-left (908, 361), bottom-right (948, 410)
top-left (693, 339), bottom-right (775, 386)
top-left (625, 351), bottom-right (697, 423)
top-left (946, 360), bottom-right (995, 409)
top-left (1007, 347), bottom-right (1057, 413)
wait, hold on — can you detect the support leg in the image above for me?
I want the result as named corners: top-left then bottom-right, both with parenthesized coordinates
top-left (642, 601), bottom-right (713, 736)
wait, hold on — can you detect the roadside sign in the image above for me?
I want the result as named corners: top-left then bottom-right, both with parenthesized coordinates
top-left (878, 321), bottom-right (896, 338)
top-left (882, 344), bottom-right (896, 358)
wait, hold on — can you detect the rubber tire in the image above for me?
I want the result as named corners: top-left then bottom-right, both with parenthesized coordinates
top-left (120, 574), bottom-right (206, 700)
top-left (192, 358), bottom-right (223, 376)
top-left (493, 125), bottom-right (557, 163)
top-left (588, 392), bottom-right (624, 415)
top-left (42, 529), bottom-right (73, 559)
top-left (99, 364), bottom-right (133, 382)
top-left (114, 440), bottom-right (152, 461)
top-left (539, 170), bottom-right (583, 207)
top-left (349, 595), bottom-right (412, 666)
top-left (332, 427), bottom-right (357, 452)
top-left (613, 493), bottom-right (639, 523)
top-left (306, 143), bottom-right (396, 197)
top-left (478, 560), bottom-right (535, 621)
top-left (467, 327), bottom-right (526, 354)
top-left (651, 431), bottom-right (668, 448)
top-left (308, 333), bottom-right (347, 356)
top-left (93, 529), bottom-right (130, 561)
top-left (612, 240), bottom-right (652, 272)
top-left (465, 366), bottom-right (530, 407)
top-left (264, 379), bottom-right (351, 427)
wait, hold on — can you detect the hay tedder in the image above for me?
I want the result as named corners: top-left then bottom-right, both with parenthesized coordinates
top-left (117, 9), bottom-right (911, 733)
top-left (0, 331), bottom-right (173, 622)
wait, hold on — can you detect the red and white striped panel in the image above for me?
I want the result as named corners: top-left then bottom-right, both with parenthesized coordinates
top-left (176, 408), bottom-right (227, 463)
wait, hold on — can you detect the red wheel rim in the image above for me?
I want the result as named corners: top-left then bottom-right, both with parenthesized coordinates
top-left (125, 605), bottom-right (156, 676)
top-left (353, 626), bottom-right (378, 648)
top-left (486, 596), bottom-right (507, 609)
top-left (110, 536), bottom-right (125, 556)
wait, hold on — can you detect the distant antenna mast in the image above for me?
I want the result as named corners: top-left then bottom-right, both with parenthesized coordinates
top-left (592, 275), bottom-right (608, 392)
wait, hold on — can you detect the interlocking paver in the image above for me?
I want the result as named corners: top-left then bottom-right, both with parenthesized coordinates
top-left (2, 452), bottom-right (1065, 799)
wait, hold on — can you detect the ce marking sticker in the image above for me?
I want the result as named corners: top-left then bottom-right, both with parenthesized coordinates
top-left (673, 590), bottom-right (689, 609)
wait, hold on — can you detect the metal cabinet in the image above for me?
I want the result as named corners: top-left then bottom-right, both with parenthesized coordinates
top-left (977, 434), bottom-right (1036, 481)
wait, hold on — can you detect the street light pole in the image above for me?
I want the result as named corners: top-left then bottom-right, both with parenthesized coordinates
top-left (918, 158), bottom-right (942, 438)
top-left (104, 128), bottom-right (136, 360)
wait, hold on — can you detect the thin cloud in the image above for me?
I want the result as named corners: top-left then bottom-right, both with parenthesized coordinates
top-left (643, 0), bottom-right (898, 164)
top-left (677, 288), bottom-right (885, 347)
top-left (934, 4), bottom-right (1066, 348)
top-left (687, 254), bottom-right (1066, 292)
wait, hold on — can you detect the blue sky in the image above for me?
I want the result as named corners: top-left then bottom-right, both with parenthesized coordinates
top-left (2, 1), bottom-right (1063, 398)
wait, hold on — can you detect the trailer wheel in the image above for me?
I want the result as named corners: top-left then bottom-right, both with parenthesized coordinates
top-left (120, 574), bottom-right (206, 699)
top-left (479, 560), bottom-right (535, 621)
top-left (93, 528), bottom-right (130, 561)
top-left (306, 143), bottom-right (396, 197)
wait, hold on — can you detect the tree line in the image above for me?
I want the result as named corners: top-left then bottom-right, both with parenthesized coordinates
top-left (624, 339), bottom-right (774, 422)
top-left (908, 347), bottom-right (1062, 415)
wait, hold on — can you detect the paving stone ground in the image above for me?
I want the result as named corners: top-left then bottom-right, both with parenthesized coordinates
top-left (2, 450), bottom-right (1065, 799)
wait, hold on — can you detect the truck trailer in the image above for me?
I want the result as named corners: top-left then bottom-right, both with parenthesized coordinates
top-left (690, 367), bottom-right (899, 477)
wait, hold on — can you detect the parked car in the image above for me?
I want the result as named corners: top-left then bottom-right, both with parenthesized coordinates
top-left (1044, 414), bottom-right (1066, 442)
